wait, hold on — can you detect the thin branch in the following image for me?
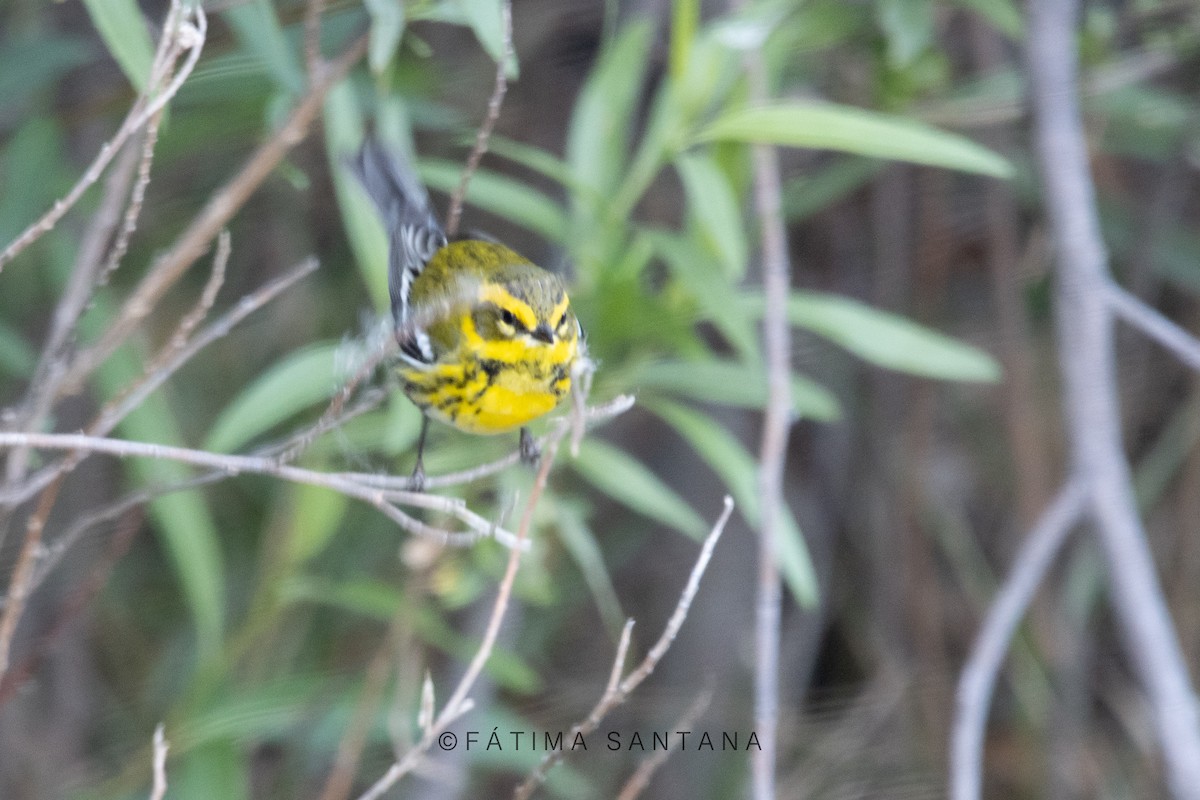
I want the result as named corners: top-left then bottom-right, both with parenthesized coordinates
top-left (1107, 282), bottom-right (1200, 372)
top-left (1027, 0), bottom-right (1200, 796)
top-left (732, 3), bottom-right (796, 796)
top-left (0, 432), bottom-right (526, 549)
top-left (59, 32), bottom-right (369, 394)
top-left (144, 228), bottom-right (230, 376)
top-left (444, 0), bottom-right (513, 237)
top-left (2, 258), bottom-right (319, 508)
top-left (354, 410), bottom-right (569, 800)
top-left (615, 686), bottom-right (714, 800)
top-left (150, 724), bottom-right (169, 800)
top-left (606, 619), bottom-right (635, 697)
top-left (0, 0), bottom-right (206, 273)
top-left (950, 479), bottom-right (1087, 800)
top-left (512, 496), bottom-right (734, 800)
top-left (304, 0), bottom-right (327, 83)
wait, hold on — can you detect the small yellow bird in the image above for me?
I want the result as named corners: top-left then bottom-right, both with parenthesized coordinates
top-left (352, 141), bottom-right (582, 489)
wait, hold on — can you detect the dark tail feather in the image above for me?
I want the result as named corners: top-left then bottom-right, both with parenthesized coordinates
top-left (348, 139), bottom-right (447, 329)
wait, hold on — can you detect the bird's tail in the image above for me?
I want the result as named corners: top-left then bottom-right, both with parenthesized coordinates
top-left (349, 139), bottom-right (447, 328)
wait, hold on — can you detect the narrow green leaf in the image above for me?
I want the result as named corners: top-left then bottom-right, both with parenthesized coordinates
top-left (420, 160), bottom-right (567, 242)
top-left (0, 34), bottom-right (94, 109)
top-left (456, 0), bottom-right (518, 75)
top-left (782, 157), bottom-right (883, 221)
top-left (205, 343), bottom-right (343, 453)
top-left (223, 0), bottom-right (304, 94)
top-left (81, 0), bottom-right (155, 90)
top-left (877, 0), bottom-right (934, 68)
top-left (363, 0), bottom-right (407, 74)
top-left (675, 152), bottom-right (749, 280)
top-left (566, 21), bottom-right (655, 206)
top-left (650, 231), bottom-right (761, 365)
top-left (647, 400), bottom-right (819, 607)
top-left (697, 102), bottom-right (1014, 178)
top-left (744, 292), bottom-right (1001, 382)
top-left (573, 440), bottom-right (708, 540)
top-left (669, 0), bottom-right (700, 81)
top-left (632, 359), bottom-right (841, 422)
top-left (284, 482), bottom-right (349, 565)
top-left (169, 741), bottom-right (249, 800)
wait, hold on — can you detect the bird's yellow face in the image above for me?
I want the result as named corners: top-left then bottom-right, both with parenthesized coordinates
top-left (398, 241), bottom-right (581, 434)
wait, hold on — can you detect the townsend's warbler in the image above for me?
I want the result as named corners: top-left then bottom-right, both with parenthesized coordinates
top-left (352, 141), bottom-right (582, 489)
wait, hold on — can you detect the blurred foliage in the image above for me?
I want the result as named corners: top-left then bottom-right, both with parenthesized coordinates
top-left (3, 0), bottom-right (1199, 797)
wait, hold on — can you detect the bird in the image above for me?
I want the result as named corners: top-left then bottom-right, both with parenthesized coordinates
top-left (350, 139), bottom-right (582, 490)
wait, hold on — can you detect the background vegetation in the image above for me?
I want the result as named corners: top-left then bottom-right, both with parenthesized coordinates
top-left (1, 0), bottom-right (1199, 797)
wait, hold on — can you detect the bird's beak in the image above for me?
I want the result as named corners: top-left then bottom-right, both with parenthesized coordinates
top-left (531, 324), bottom-right (555, 344)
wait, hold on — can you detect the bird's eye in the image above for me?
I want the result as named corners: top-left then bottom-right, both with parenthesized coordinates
top-left (500, 309), bottom-right (517, 326)
top-left (555, 312), bottom-right (568, 331)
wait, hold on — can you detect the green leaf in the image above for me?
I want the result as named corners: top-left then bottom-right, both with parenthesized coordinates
top-left (675, 152), bottom-right (748, 279)
top-left (647, 400), bottom-right (819, 607)
top-left (364, 0), bottom-right (407, 74)
top-left (81, 0), bottom-right (155, 90)
top-left (456, 0), bottom-right (518, 75)
top-left (566, 21), bottom-right (655, 207)
top-left (782, 157), bottom-right (882, 221)
top-left (744, 292), bottom-right (1001, 382)
top-left (284, 482), bottom-right (349, 565)
top-left (631, 359), bottom-right (841, 422)
top-left (223, 0), bottom-right (304, 94)
top-left (669, 0), bottom-right (700, 82)
top-left (650, 231), bottom-right (761, 365)
top-left (877, 0), bottom-right (934, 68)
top-left (697, 102), bottom-right (1014, 178)
top-left (205, 343), bottom-right (343, 453)
top-left (572, 440), bottom-right (709, 540)
top-left (169, 741), bottom-right (248, 800)
top-left (420, 159), bottom-right (568, 242)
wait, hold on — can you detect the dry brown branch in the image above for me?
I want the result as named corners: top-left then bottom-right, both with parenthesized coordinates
top-left (144, 229), bottom-right (230, 376)
top-left (1, 258), bottom-right (319, 509)
top-left (0, 0), bottom-right (206, 273)
top-left (58, 32), bottom-right (369, 394)
top-left (354, 405), bottom-right (570, 800)
top-left (444, 0), bottom-right (513, 237)
top-left (304, 0), bottom-right (327, 83)
top-left (615, 686), bottom-right (714, 800)
top-left (0, 432), bottom-right (527, 549)
top-left (511, 496), bottom-right (734, 800)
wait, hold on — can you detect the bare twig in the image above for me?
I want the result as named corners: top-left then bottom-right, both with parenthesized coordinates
top-left (144, 229), bottom-right (230, 376)
top-left (0, 0), bottom-right (206, 273)
top-left (304, 0), bottom-right (327, 83)
top-left (615, 686), bottom-right (714, 800)
top-left (950, 480), bottom-right (1087, 800)
top-left (150, 724), bottom-right (169, 800)
top-left (444, 0), bottom-right (513, 237)
top-left (355, 409), bottom-right (569, 800)
top-left (731, 1), bottom-right (796, 795)
top-left (2, 258), bottom-right (319, 508)
top-left (512, 496), bottom-right (734, 800)
top-left (1026, 0), bottom-right (1200, 796)
top-left (0, 432), bottom-right (526, 549)
top-left (1107, 282), bottom-right (1200, 372)
top-left (59, 32), bottom-right (369, 393)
